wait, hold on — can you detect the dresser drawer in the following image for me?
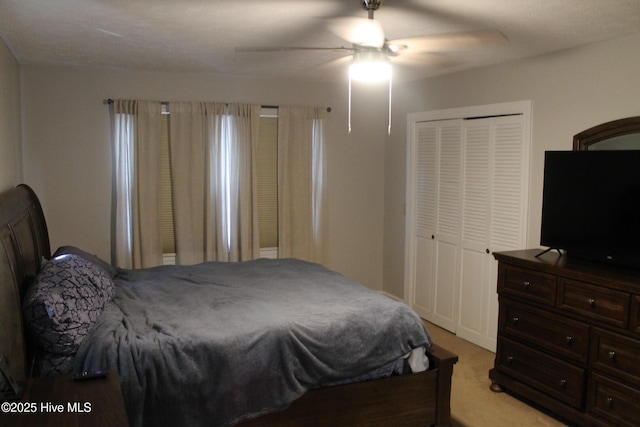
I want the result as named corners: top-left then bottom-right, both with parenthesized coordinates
top-left (588, 372), bottom-right (640, 427)
top-left (559, 278), bottom-right (630, 328)
top-left (496, 337), bottom-right (586, 409)
top-left (500, 299), bottom-right (590, 364)
top-left (590, 328), bottom-right (640, 387)
top-left (499, 265), bottom-right (557, 306)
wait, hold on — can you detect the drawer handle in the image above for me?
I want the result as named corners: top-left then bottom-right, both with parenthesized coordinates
top-left (608, 351), bottom-right (617, 361)
top-left (588, 298), bottom-right (596, 308)
top-left (558, 379), bottom-right (566, 388)
top-left (512, 317), bottom-right (519, 325)
top-left (506, 356), bottom-right (514, 363)
top-left (523, 281), bottom-right (531, 289)
top-left (565, 336), bottom-right (573, 345)
top-left (606, 397), bottom-right (614, 408)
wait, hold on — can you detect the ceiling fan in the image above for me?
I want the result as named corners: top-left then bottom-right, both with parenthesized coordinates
top-left (236, 0), bottom-right (508, 81)
top-left (237, 0), bottom-right (507, 133)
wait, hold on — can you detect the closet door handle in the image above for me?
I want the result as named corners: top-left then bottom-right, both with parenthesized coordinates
top-left (588, 298), bottom-right (596, 308)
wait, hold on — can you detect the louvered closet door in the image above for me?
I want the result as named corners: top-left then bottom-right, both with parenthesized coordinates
top-left (457, 115), bottom-right (528, 351)
top-left (411, 120), bottom-right (462, 333)
top-left (411, 122), bottom-right (438, 321)
top-left (433, 123), bottom-right (462, 332)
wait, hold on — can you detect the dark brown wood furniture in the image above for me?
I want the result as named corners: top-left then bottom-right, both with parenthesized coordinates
top-left (0, 184), bottom-right (458, 427)
top-left (490, 249), bottom-right (640, 427)
top-left (240, 353), bottom-right (454, 427)
top-left (0, 370), bottom-right (129, 427)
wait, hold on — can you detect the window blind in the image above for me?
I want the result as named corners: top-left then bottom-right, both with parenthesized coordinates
top-left (257, 116), bottom-right (278, 248)
top-left (159, 112), bottom-right (176, 254)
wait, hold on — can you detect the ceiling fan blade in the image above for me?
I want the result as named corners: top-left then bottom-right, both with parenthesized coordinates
top-left (392, 52), bottom-right (462, 69)
top-left (325, 16), bottom-right (385, 48)
top-left (316, 55), bottom-right (353, 71)
top-left (388, 30), bottom-right (508, 54)
top-left (235, 46), bottom-right (353, 53)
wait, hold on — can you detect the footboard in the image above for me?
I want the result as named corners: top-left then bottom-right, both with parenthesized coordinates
top-left (240, 344), bottom-right (458, 426)
top-left (427, 343), bottom-right (458, 427)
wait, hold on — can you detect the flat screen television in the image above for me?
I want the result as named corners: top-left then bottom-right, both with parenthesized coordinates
top-left (540, 150), bottom-right (640, 269)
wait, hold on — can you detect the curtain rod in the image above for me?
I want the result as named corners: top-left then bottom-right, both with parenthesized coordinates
top-left (105, 99), bottom-right (331, 112)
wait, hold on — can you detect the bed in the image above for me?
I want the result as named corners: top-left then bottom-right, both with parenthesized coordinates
top-left (0, 184), bottom-right (458, 426)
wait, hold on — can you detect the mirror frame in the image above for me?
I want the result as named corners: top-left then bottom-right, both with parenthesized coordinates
top-left (573, 116), bottom-right (640, 151)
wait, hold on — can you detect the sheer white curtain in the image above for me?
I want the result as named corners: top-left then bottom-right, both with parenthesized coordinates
top-left (112, 100), bottom-right (164, 268)
top-left (169, 102), bottom-right (220, 264)
top-left (169, 102), bottom-right (260, 264)
top-left (226, 103), bottom-right (261, 262)
top-left (277, 106), bottom-right (328, 264)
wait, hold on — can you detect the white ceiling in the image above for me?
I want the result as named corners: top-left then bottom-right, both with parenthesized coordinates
top-left (1, 0), bottom-right (639, 83)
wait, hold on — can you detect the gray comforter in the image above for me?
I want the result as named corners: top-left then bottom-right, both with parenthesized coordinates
top-left (73, 258), bottom-right (432, 427)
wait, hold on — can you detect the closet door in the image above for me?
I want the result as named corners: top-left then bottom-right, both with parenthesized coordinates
top-left (406, 102), bottom-right (530, 350)
top-left (410, 119), bottom-right (462, 333)
top-left (457, 120), bottom-right (492, 347)
top-left (432, 123), bottom-right (462, 332)
top-left (410, 122), bottom-right (438, 321)
top-left (457, 115), bottom-right (528, 351)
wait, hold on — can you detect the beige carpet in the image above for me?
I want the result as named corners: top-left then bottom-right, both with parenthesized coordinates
top-left (425, 322), bottom-right (570, 427)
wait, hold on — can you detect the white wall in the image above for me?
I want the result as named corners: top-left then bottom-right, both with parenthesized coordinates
top-left (383, 32), bottom-right (640, 299)
top-left (20, 66), bottom-right (390, 290)
top-left (0, 37), bottom-right (22, 192)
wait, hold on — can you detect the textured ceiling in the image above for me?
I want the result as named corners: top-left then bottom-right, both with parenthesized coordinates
top-left (0, 0), bottom-right (639, 83)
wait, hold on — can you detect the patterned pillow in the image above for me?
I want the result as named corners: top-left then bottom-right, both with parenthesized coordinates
top-left (23, 254), bottom-right (116, 356)
top-left (52, 245), bottom-right (118, 278)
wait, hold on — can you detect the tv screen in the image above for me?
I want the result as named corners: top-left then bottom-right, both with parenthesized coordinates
top-left (540, 150), bottom-right (640, 269)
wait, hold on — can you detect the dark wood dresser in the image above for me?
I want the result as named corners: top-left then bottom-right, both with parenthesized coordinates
top-left (490, 249), bottom-right (640, 427)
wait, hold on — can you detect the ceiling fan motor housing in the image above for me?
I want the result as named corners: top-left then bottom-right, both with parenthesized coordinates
top-left (362, 0), bottom-right (382, 18)
top-left (362, 0), bottom-right (382, 10)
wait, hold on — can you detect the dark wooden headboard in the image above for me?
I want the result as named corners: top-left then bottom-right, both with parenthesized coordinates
top-left (0, 184), bottom-right (50, 384)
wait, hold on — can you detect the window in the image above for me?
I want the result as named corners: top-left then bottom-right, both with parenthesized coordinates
top-left (113, 100), bottom-right (325, 267)
top-left (158, 106), bottom-right (280, 262)
top-left (159, 107), bottom-right (175, 255)
top-left (257, 108), bottom-right (279, 257)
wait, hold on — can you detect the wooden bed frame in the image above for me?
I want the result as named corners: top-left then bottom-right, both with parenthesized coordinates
top-left (0, 184), bottom-right (458, 426)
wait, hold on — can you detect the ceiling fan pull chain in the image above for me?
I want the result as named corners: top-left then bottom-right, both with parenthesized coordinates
top-left (388, 73), bottom-right (392, 135)
top-left (348, 75), bottom-right (353, 134)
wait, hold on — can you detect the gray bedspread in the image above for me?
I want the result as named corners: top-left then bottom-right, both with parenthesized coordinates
top-left (73, 258), bottom-right (432, 427)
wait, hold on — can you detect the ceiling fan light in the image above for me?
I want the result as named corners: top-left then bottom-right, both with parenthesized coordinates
top-left (349, 51), bottom-right (391, 82)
